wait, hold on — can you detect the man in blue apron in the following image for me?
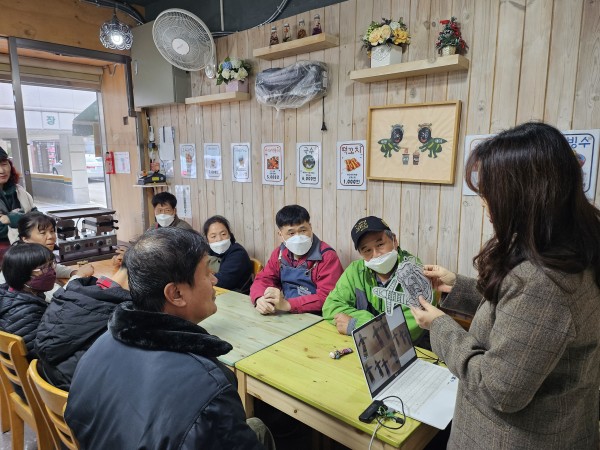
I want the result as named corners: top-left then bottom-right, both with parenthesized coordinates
top-left (250, 205), bottom-right (343, 314)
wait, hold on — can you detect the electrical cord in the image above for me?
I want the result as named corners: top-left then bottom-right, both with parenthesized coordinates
top-left (368, 395), bottom-right (406, 450)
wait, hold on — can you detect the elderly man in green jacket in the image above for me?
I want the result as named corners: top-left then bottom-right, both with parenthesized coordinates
top-left (322, 216), bottom-right (429, 347)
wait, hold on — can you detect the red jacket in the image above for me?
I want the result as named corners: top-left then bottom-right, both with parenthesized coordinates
top-left (250, 238), bottom-right (343, 313)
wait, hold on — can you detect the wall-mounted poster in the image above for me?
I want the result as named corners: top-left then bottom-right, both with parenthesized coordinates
top-left (232, 143), bottom-right (252, 183)
top-left (204, 143), bottom-right (222, 180)
top-left (463, 129), bottom-right (599, 201)
top-left (297, 142), bottom-right (322, 188)
top-left (180, 143), bottom-right (196, 179)
top-left (174, 185), bottom-right (192, 218)
top-left (367, 101), bottom-right (461, 184)
top-left (262, 143), bottom-right (284, 185)
top-left (337, 140), bottom-right (367, 190)
top-left (114, 152), bottom-right (130, 174)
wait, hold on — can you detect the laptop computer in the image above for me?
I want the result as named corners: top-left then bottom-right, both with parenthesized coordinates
top-left (352, 306), bottom-right (458, 429)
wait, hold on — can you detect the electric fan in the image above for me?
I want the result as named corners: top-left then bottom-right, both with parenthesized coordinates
top-left (152, 8), bottom-right (217, 78)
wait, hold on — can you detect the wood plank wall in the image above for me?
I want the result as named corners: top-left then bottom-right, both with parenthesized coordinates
top-left (147, 0), bottom-right (600, 275)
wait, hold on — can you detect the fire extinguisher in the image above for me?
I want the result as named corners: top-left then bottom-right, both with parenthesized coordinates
top-left (105, 151), bottom-right (115, 175)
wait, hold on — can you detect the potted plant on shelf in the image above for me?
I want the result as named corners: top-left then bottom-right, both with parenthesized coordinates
top-left (435, 17), bottom-right (468, 56)
top-left (216, 57), bottom-right (252, 93)
top-left (362, 17), bottom-right (410, 68)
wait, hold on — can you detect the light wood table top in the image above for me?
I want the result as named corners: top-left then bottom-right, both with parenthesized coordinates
top-left (235, 321), bottom-right (438, 450)
top-left (201, 289), bottom-right (323, 367)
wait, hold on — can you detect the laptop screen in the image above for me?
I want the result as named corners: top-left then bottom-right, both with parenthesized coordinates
top-left (352, 306), bottom-right (419, 397)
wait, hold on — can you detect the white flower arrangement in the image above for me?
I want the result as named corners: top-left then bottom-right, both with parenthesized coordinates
top-left (216, 57), bottom-right (252, 85)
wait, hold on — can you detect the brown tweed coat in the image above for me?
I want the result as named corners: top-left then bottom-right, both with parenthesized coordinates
top-left (431, 262), bottom-right (600, 449)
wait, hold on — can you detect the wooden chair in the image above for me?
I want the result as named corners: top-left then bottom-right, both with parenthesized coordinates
top-left (0, 331), bottom-right (55, 450)
top-left (250, 258), bottom-right (263, 276)
top-left (28, 360), bottom-right (78, 450)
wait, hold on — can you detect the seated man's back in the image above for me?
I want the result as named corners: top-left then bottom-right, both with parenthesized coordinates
top-left (35, 271), bottom-right (130, 390)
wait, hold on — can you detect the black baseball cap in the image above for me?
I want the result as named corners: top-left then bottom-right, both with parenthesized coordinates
top-left (0, 147), bottom-right (8, 160)
top-left (351, 216), bottom-right (391, 249)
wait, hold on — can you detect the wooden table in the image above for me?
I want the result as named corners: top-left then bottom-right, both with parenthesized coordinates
top-left (202, 289), bottom-right (322, 366)
top-left (235, 321), bottom-right (438, 450)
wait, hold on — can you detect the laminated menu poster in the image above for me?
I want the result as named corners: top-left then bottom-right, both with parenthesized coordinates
top-left (337, 140), bottom-right (367, 190)
top-left (262, 143), bottom-right (284, 185)
top-left (174, 185), bottom-right (192, 218)
top-left (297, 142), bottom-right (322, 188)
top-left (232, 143), bottom-right (252, 183)
top-left (463, 130), bottom-right (599, 200)
top-left (204, 143), bottom-right (222, 180)
top-left (180, 143), bottom-right (196, 179)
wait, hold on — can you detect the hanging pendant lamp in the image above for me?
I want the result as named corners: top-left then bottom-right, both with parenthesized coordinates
top-left (100, 9), bottom-right (133, 50)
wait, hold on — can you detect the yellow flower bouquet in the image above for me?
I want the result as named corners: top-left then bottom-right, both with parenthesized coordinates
top-left (362, 18), bottom-right (410, 56)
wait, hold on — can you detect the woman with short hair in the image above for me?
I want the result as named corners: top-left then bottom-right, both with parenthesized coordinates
top-left (0, 242), bottom-right (55, 358)
top-left (203, 215), bottom-right (253, 294)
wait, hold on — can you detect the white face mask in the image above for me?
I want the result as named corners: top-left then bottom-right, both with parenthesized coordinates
top-left (284, 234), bottom-right (313, 256)
top-left (210, 238), bottom-right (231, 255)
top-left (156, 214), bottom-right (175, 227)
top-left (364, 249), bottom-right (398, 275)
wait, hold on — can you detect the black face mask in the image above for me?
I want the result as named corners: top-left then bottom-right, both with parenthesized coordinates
top-left (25, 268), bottom-right (56, 292)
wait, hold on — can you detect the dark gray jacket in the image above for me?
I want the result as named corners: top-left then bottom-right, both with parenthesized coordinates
top-left (35, 276), bottom-right (130, 390)
top-left (0, 284), bottom-right (47, 357)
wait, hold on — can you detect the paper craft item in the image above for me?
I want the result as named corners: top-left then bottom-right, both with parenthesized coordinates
top-left (371, 259), bottom-right (433, 314)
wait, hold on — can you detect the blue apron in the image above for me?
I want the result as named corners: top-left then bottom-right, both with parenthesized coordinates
top-left (279, 235), bottom-right (331, 299)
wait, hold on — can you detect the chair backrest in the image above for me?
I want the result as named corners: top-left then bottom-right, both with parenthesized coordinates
top-left (0, 331), bottom-right (56, 450)
top-left (28, 360), bottom-right (78, 450)
top-left (250, 258), bottom-right (263, 276)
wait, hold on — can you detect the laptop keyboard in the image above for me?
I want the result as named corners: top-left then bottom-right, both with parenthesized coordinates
top-left (379, 360), bottom-right (450, 412)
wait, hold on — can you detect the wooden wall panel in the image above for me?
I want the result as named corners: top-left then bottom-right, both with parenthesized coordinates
top-left (144, 0), bottom-right (600, 273)
top-left (0, 0), bottom-right (137, 55)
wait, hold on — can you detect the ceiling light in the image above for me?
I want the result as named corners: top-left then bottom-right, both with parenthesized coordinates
top-left (100, 10), bottom-right (133, 50)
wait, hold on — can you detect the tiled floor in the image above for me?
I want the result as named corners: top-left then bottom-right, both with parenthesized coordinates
top-left (0, 423), bottom-right (38, 450)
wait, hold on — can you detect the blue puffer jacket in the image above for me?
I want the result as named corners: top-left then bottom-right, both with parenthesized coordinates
top-left (0, 283), bottom-right (47, 357)
top-left (65, 302), bottom-right (264, 450)
top-left (35, 276), bottom-right (131, 391)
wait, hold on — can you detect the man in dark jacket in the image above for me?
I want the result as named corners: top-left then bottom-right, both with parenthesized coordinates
top-left (35, 264), bottom-right (130, 391)
top-left (65, 227), bottom-right (273, 450)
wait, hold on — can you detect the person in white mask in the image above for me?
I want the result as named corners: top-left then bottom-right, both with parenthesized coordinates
top-left (149, 192), bottom-right (192, 231)
top-left (322, 216), bottom-right (429, 347)
top-left (250, 205), bottom-right (343, 315)
top-left (202, 215), bottom-right (253, 294)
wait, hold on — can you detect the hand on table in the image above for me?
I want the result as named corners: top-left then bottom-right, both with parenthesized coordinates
top-left (422, 264), bottom-right (456, 293)
top-left (333, 313), bottom-right (352, 335)
top-left (75, 263), bottom-right (94, 278)
top-left (410, 296), bottom-right (446, 330)
top-left (256, 287), bottom-right (291, 314)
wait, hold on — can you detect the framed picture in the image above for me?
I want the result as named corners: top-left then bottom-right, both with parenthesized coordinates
top-left (367, 101), bottom-right (461, 184)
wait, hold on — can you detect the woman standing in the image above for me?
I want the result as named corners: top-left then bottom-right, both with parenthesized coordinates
top-left (412, 122), bottom-right (600, 449)
top-left (203, 215), bottom-right (253, 294)
top-left (0, 147), bottom-right (34, 260)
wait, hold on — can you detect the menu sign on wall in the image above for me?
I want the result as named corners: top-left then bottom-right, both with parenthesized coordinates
top-left (337, 140), bottom-right (367, 190)
top-left (262, 143), bottom-right (284, 185)
top-left (297, 142), bottom-right (322, 189)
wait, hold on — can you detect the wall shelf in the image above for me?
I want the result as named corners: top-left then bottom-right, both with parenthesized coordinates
top-left (185, 92), bottom-right (251, 106)
top-left (349, 54), bottom-right (470, 83)
top-left (253, 33), bottom-right (339, 60)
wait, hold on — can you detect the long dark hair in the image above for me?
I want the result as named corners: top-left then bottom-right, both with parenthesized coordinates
top-left (465, 122), bottom-right (600, 301)
top-left (202, 215), bottom-right (236, 243)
